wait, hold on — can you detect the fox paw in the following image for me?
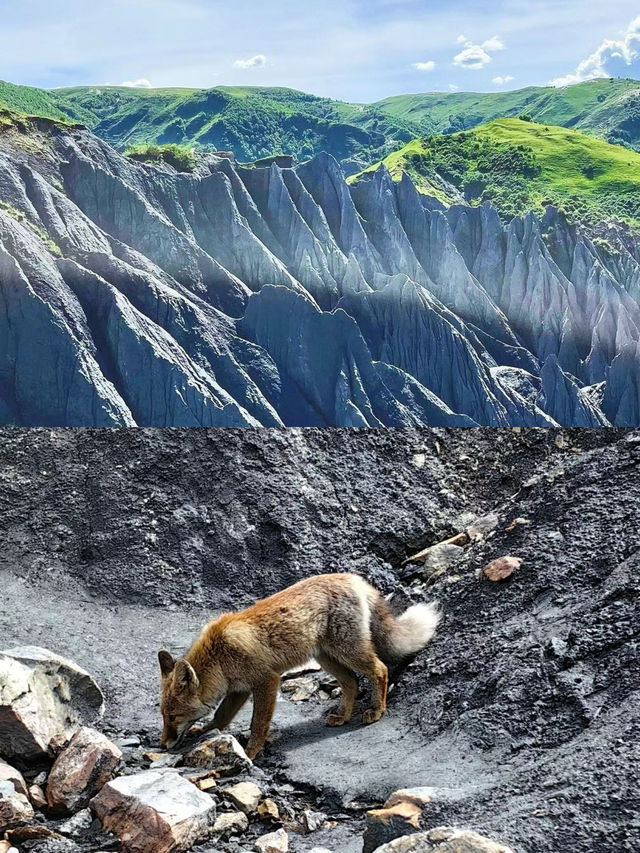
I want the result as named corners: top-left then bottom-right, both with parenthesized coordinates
top-left (325, 712), bottom-right (348, 727)
top-left (362, 708), bottom-right (383, 725)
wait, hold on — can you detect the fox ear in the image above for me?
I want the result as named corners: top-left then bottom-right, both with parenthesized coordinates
top-left (174, 659), bottom-right (199, 691)
top-left (158, 650), bottom-right (176, 677)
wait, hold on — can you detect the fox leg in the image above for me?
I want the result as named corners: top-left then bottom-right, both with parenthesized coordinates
top-left (212, 690), bottom-right (251, 730)
top-left (344, 644), bottom-right (388, 725)
top-left (246, 674), bottom-right (280, 760)
top-left (316, 651), bottom-right (358, 727)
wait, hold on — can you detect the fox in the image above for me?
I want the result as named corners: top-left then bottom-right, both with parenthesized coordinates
top-left (158, 573), bottom-right (441, 759)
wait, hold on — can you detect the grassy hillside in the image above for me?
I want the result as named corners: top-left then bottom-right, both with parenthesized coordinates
top-left (374, 78), bottom-right (640, 147)
top-left (0, 81), bottom-right (69, 121)
top-left (2, 78), bottom-right (640, 171)
top-left (47, 85), bottom-right (416, 168)
top-left (353, 118), bottom-right (640, 225)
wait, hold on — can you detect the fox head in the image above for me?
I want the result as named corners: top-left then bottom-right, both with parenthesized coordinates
top-left (158, 651), bottom-right (209, 749)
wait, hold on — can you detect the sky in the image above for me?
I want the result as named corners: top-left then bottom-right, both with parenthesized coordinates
top-left (2, 0), bottom-right (640, 102)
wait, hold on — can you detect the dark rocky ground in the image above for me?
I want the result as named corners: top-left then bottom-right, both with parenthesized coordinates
top-left (1, 428), bottom-right (639, 852)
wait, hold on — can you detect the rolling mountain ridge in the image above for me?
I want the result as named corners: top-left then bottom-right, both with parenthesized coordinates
top-left (2, 78), bottom-right (640, 172)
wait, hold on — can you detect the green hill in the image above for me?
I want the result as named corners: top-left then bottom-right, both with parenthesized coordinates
top-left (352, 118), bottom-right (640, 225)
top-left (373, 78), bottom-right (640, 146)
top-left (48, 85), bottom-right (417, 168)
top-left (2, 78), bottom-right (640, 171)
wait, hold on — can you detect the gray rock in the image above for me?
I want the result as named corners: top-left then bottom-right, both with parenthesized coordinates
top-left (0, 121), bottom-right (635, 426)
top-left (57, 807), bottom-right (93, 837)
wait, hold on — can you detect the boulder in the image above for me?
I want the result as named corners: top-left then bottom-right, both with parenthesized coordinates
top-left (185, 734), bottom-right (251, 776)
top-left (222, 781), bottom-right (262, 813)
top-left (91, 769), bottom-right (216, 853)
top-left (371, 827), bottom-right (514, 852)
top-left (0, 647), bottom-right (104, 762)
top-left (364, 802), bottom-right (422, 853)
top-left (47, 727), bottom-right (121, 814)
top-left (255, 828), bottom-right (289, 852)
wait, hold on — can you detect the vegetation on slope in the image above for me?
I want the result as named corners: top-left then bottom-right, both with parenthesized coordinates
top-left (125, 142), bottom-right (196, 171)
top-left (48, 85), bottom-right (415, 169)
top-left (374, 78), bottom-right (640, 149)
top-left (3, 77), bottom-right (640, 169)
top-left (353, 118), bottom-right (640, 225)
top-left (0, 81), bottom-right (69, 122)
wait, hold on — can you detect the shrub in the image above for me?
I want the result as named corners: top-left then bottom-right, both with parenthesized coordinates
top-left (126, 143), bottom-right (196, 172)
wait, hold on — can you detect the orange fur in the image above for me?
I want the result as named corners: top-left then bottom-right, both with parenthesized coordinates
top-left (158, 573), bottom-right (440, 758)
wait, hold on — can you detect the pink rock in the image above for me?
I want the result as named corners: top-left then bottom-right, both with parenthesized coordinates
top-left (46, 727), bottom-right (121, 815)
top-left (28, 784), bottom-right (47, 810)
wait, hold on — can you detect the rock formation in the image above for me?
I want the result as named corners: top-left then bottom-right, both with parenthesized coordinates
top-left (1, 117), bottom-right (639, 425)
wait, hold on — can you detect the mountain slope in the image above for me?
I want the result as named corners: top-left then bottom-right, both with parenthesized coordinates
top-left (374, 78), bottom-right (640, 146)
top-left (3, 78), bottom-right (640, 173)
top-left (353, 118), bottom-right (640, 224)
top-left (51, 85), bottom-right (417, 171)
top-left (1, 112), bottom-right (640, 427)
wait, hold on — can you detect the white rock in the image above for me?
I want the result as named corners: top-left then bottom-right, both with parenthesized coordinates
top-left (91, 769), bottom-right (216, 853)
top-left (222, 781), bottom-right (262, 813)
top-left (185, 734), bottom-right (251, 776)
top-left (372, 827), bottom-right (515, 852)
top-left (214, 810), bottom-right (249, 836)
top-left (384, 787), bottom-right (434, 809)
top-left (0, 646), bottom-right (104, 762)
top-left (0, 777), bottom-right (34, 828)
top-left (255, 827), bottom-right (289, 852)
top-left (58, 807), bottom-right (93, 837)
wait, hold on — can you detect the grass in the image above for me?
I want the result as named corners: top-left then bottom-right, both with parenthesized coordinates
top-left (351, 118), bottom-right (640, 226)
top-left (3, 77), bottom-right (640, 169)
top-left (125, 143), bottom-right (196, 172)
top-left (0, 200), bottom-right (62, 255)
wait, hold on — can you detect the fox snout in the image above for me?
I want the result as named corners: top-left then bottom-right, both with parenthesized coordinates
top-left (160, 726), bottom-right (177, 749)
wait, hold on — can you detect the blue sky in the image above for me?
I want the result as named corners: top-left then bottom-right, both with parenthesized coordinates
top-left (2, 0), bottom-right (640, 101)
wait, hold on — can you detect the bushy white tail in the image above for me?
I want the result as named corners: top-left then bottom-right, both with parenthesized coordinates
top-left (389, 602), bottom-right (441, 659)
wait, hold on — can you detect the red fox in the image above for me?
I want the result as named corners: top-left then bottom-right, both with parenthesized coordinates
top-left (158, 573), bottom-right (440, 759)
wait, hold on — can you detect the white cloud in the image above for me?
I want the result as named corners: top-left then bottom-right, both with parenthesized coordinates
top-left (550, 15), bottom-right (640, 87)
top-left (120, 77), bottom-right (152, 88)
top-left (413, 60), bottom-right (435, 71)
top-left (492, 75), bottom-right (514, 85)
top-left (482, 35), bottom-right (505, 52)
top-left (449, 84), bottom-right (460, 91)
top-left (454, 35), bottom-right (505, 70)
top-left (454, 44), bottom-right (492, 70)
top-left (234, 54), bottom-right (267, 70)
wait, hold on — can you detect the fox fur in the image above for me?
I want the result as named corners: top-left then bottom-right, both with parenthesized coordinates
top-left (158, 573), bottom-right (440, 758)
